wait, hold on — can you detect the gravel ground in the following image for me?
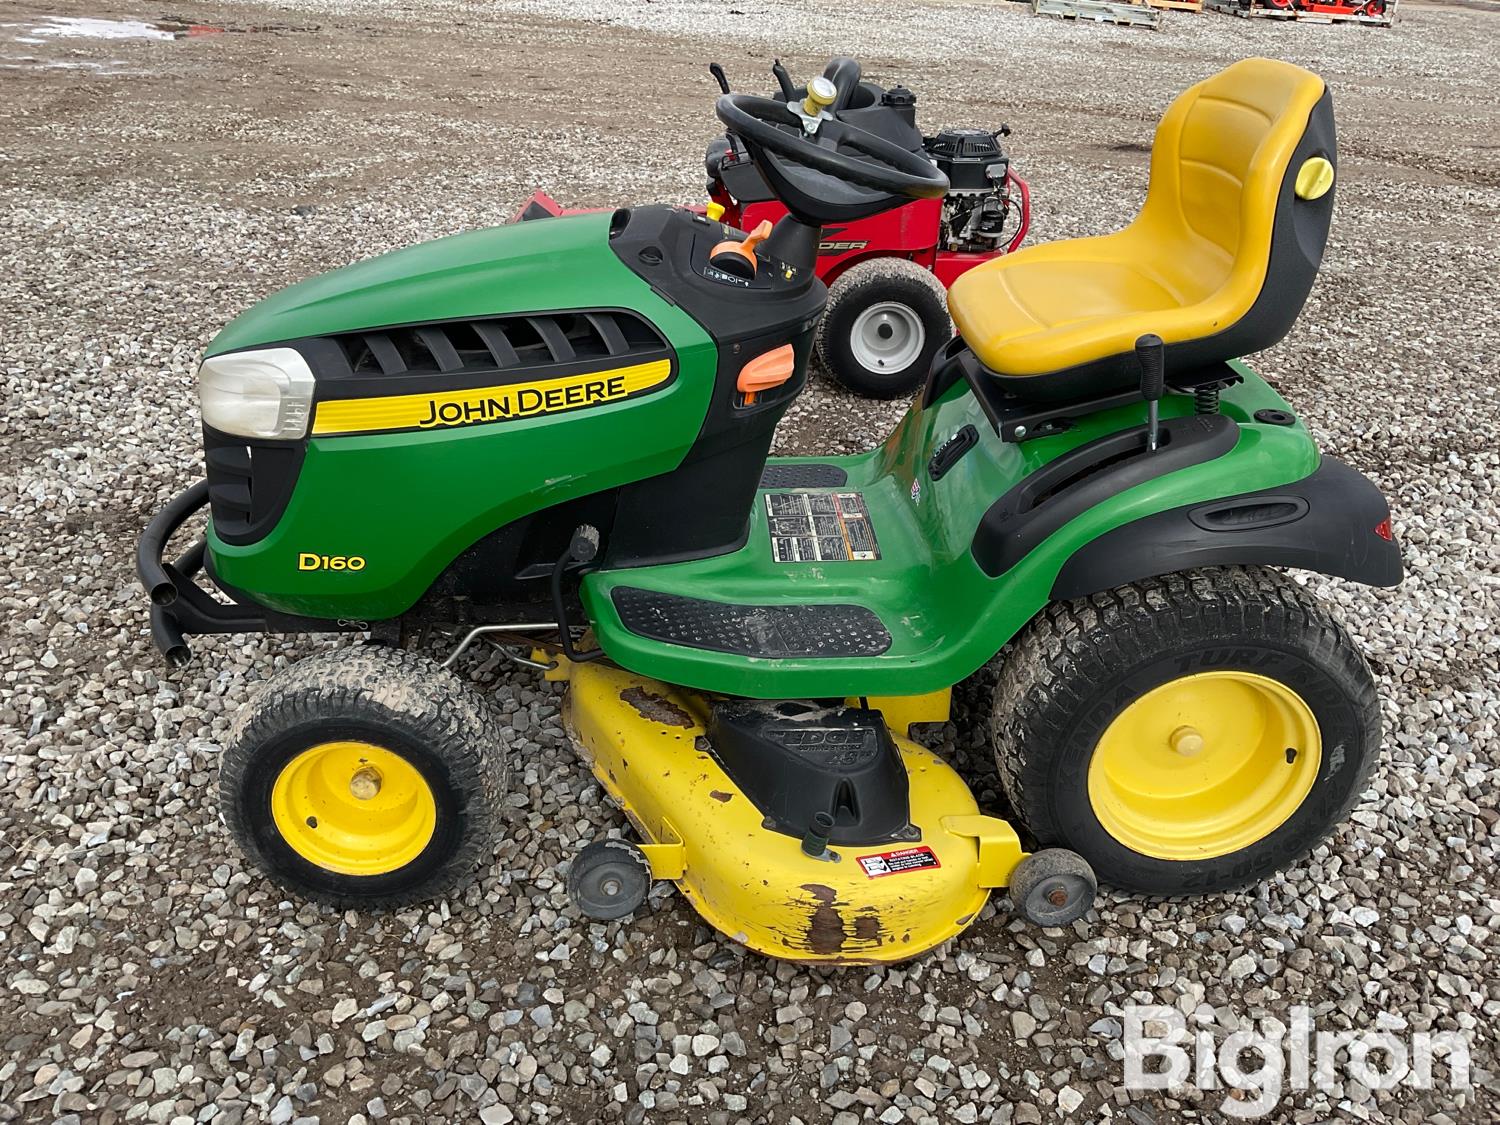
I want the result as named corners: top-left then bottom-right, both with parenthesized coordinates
top-left (2, 0), bottom-right (1498, 1122)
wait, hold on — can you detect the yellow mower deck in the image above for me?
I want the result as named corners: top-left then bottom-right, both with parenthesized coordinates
top-left (555, 657), bottom-right (1027, 964)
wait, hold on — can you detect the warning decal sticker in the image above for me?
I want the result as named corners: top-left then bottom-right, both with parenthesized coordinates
top-left (857, 846), bottom-right (941, 878)
top-left (766, 491), bottom-right (881, 563)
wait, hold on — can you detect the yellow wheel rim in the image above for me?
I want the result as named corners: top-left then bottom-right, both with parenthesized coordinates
top-left (270, 741), bottom-right (437, 876)
top-left (1088, 672), bottom-right (1321, 861)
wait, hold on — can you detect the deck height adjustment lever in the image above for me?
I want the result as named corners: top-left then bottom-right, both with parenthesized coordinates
top-left (929, 424), bottom-right (980, 481)
top-left (551, 525), bottom-right (606, 664)
top-left (1136, 333), bottom-right (1165, 452)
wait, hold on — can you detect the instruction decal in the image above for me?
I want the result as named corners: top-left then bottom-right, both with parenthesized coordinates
top-left (857, 846), bottom-right (941, 878)
top-left (766, 491), bottom-right (881, 563)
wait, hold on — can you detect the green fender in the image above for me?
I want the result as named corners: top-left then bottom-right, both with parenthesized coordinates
top-left (582, 363), bottom-right (1325, 698)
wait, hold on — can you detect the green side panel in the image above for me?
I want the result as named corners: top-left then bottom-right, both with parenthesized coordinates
top-left (208, 213), bottom-right (720, 618)
top-left (583, 365), bottom-right (1319, 698)
top-left (208, 212), bottom-right (656, 354)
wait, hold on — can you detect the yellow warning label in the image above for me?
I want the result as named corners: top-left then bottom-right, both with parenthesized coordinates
top-left (311, 358), bottom-right (672, 436)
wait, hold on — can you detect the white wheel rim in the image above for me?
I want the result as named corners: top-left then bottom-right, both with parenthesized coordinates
top-left (850, 301), bottom-right (924, 374)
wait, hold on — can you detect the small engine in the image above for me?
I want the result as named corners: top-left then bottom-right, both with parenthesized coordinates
top-left (924, 127), bottom-right (1016, 254)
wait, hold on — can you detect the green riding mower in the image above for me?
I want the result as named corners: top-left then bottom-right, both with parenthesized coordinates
top-left (139, 58), bottom-right (1399, 963)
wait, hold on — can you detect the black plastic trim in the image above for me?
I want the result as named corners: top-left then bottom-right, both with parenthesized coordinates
top-left (224, 308), bottom-right (674, 408)
top-left (972, 414), bottom-right (1239, 577)
top-left (611, 587), bottom-right (892, 658)
top-left (1050, 455), bottom-right (1402, 598)
top-left (759, 463), bottom-right (849, 489)
top-left (928, 425), bottom-right (978, 480)
top-left (707, 700), bottom-right (914, 846)
top-left (202, 425), bottom-right (307, 546)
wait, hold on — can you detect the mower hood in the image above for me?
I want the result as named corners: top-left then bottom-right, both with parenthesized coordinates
top-left (206, 210), bottom-right (656, 356)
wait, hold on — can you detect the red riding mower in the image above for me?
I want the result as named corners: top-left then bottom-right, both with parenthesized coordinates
top-left (523, 56), bottom-right (1030, 398)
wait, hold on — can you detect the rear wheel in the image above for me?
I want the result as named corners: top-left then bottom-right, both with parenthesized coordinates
top-left (989, 567), bottom-right (1381, 895)
top-left (221, 646), bottom-right (508, 907)
top-left (816, 258), bottom-right (950, 399)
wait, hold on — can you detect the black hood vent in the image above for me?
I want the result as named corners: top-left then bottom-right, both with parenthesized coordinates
top-left (330, 310), bottom-right (665, 379)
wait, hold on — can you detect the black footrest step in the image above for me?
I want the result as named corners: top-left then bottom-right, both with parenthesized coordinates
top-left (759, 463), bottom-right (848, 489)
top-left (612, 587), bottom-right (891, 658)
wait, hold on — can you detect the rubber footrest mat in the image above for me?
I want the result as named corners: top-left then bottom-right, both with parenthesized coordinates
top-left (611, 587), bottom-right (891, 658)
top-left (758, 463), bottom-right (848, 489)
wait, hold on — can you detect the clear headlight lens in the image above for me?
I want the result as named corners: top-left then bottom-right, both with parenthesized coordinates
top-left (198, 348), bottom-right (316, 440)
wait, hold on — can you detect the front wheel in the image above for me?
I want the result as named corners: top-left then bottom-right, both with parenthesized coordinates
top-left (221, 646), bottom-right (508, 907)
top-left (815, 258), bottom-right (950, 399)
top-left (989, 567), bottom-right (1381, 895)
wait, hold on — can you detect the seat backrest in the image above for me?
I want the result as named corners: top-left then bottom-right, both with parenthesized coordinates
top-left (1136, 58), bottom-right (1337, 364)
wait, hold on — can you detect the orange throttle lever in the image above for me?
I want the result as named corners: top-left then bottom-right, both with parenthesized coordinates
top-left (737, 344), bottom-right (795, 406)
top-left (709, 219), bottom-right (773, 281)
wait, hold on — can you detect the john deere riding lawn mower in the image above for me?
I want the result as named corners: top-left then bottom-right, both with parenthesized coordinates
top-left (139, 58), bottom-right (1400, 963)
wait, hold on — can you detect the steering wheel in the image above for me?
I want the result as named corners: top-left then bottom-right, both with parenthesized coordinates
top-left (715, 93), bottom-right (948, 224)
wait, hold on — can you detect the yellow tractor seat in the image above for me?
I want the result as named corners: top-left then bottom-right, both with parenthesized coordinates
top-left (947, 58), bottom-right (1338, 402)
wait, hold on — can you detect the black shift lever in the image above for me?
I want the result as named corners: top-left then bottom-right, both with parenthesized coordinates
top-left (1136, 334), bottom-right (1165, 452)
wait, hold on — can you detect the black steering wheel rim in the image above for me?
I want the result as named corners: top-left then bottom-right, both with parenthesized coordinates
top-left (714, 93), bottom-right (948, 202)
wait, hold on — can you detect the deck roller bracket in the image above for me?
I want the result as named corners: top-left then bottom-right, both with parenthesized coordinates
top-left (941, 814), bottom-right (1028, 888)
top-left (637, 819), bottom-right (687, 880)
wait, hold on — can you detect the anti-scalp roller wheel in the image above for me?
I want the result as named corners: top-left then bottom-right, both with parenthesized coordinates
top-left (568, 839), bottom-right (653, 920)
top-left (1009, 849), bottom-right (1097, 928)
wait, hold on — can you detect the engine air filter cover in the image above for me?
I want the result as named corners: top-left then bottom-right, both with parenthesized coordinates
top-left (925, 127), bottom-right (1007, 193)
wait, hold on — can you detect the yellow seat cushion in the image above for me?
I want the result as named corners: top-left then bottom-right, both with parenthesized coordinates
top-left (947, 58), bottom-right (1328, 381)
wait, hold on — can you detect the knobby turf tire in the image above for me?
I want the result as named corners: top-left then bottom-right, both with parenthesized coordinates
top-left (221, 646), bottom-right (508, 908)
top-left (989, 567), bottom-right (1381, 896)
top-left (815, 257), bottom-right (951, 399)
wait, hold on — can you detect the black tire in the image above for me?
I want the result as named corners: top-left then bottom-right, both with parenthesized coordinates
top-left (989, 567), bottom-right (1381, 896)
top-left (568, 840), bottom-right (653, 920)
top-left (815, 258), bottom-right (950, 399)
top-left (221, 646), bottom-right (508, 908)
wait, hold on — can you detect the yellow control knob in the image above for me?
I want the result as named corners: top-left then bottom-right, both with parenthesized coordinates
top-left (1294, 156), bottom-right (1335, 201)
top-left (803, 75), bottom-right (837, 117)
top-left (705, 201), bottom-right (725, 222)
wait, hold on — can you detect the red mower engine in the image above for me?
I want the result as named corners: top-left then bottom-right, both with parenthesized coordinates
top-left (704, 57), bottom-right (1033, 398)
top-left (925, 126), bottom-right (1021, 255)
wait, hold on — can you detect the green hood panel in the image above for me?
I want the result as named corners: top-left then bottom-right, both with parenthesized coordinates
top-left (205, 211), bottom-right (724, 619)
top-left (208, 212), bottom-right (686, 354)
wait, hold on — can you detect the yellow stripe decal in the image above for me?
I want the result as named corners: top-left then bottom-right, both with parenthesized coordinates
top-left (311, 358), bottom-right (673, 436)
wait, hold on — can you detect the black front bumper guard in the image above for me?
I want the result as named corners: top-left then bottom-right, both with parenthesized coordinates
top-left (136, 481), bottom-right (354, 666)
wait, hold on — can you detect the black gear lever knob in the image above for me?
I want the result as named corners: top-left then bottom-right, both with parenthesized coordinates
top-left (1135, 334), bottom-right (1165, 400)
top-left (1135, 334), bottom-right (1165, 451)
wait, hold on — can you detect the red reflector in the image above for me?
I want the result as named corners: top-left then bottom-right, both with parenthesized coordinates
top-left (1373, 518), bottom-right (1393, 542)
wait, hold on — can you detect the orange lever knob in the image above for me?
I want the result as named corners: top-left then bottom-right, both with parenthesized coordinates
top-left (736, 343), bottom-right (796, 405)
top-left (709, 220), bottom-right (774, 280)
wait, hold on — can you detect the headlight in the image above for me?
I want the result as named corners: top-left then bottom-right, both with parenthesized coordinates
top-left (198, 348), bottom-right (316, 440)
